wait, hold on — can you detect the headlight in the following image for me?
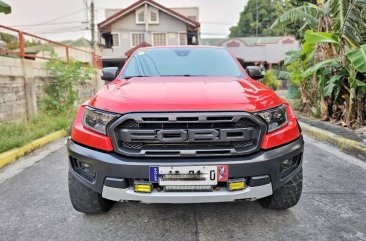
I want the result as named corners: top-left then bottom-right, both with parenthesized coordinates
top-left (257, 105), bottom-right (288, 133)
top-left (83, 107), bottom-right (120, 135)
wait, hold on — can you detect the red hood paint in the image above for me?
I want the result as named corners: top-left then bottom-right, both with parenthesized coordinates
top-left (89, 77), bottom-right (283, 113)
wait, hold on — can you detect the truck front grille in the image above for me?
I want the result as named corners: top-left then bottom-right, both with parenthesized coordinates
top-left (108, 112), bottom-right (267, 157)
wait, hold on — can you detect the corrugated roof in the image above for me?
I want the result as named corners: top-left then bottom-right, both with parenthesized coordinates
top-left (201, 36), bottom-right (289, 46)
top-left (200, 38), bottom-right (225, 46)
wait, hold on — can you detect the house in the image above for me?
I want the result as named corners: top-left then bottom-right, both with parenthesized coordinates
top-left (98, 0), bottom-right (200, 68)
top-left (201, 36), bottom-right (299, 69)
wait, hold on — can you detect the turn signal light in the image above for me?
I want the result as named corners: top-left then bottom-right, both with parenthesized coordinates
top-left (228, 179), bottom-right (246, 191)
top-left (134, 183), bottom-right (152, 193)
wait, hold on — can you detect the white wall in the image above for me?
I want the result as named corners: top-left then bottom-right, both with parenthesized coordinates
top-left (101, 5), bottom-right (188, 59)
top-left (221, 37), bottom-right (300, 64)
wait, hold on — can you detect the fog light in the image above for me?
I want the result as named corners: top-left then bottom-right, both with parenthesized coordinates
top-left (134, 183), bottom-right (152, 193)
top-left (280, 158), bottom-right (296, 173)
top-left (70, 156), bottom-right (96, 182)
top-left (79, 162), bottom-right (95, 178)
top-left (282, 159), bottom-right (292, 165)
top-left (228, 178), bottom-right (246, 191)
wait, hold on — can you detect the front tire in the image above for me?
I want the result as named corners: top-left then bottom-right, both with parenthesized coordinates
top-left (258, 168), bottom-right (303, 210)
top-left (68, 170), bottom-right (114, 214)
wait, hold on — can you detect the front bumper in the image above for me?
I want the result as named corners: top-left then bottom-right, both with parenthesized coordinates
top-left (67, 136), bottom-right (304, 203)
top-left (102, 182), bottom-right (273, 203)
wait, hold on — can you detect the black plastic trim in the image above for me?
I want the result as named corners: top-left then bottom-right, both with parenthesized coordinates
top-left (104, 178), bottom-right (129, 189)
top-left (68, 135), bottom-right (304, 194)
top-left (248, 175), bottom-right (271, 187)
top-left (108, 112), bottom-right (267, 157)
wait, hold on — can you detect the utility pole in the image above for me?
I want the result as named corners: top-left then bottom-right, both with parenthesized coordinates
top-left (83, 0), bottom-right (89, 29)
top-left (255, 0), bottom-right (258, 37)
top-left (90, 0), bottom-right (95, 52)
top-left (144, 3), bottom-right (148, 42)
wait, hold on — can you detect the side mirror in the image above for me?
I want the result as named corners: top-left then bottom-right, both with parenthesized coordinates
top-left (246, 66), bottom-right (264, 80)
top-left (101, 67), bottom-right (119, 81)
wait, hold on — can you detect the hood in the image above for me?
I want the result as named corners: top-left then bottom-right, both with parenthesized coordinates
top-left (89, 77), bottom-right (284, 113)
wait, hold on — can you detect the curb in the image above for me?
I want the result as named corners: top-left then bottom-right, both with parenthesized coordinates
top-left (0, 130), bottom-right (67, 169)
top-left (300, 122), bottom-right (366, 161)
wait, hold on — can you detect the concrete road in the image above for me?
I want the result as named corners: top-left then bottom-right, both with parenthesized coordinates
top-left (0, 135), bottom-right (365, 241)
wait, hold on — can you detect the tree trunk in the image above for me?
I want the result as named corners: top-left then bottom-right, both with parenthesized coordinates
top-left (346, 88), bottom-right (357, 128)
top-left (320, 96), bottom-right (330, 121)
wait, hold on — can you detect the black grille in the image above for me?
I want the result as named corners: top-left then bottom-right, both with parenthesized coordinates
top-left (109, 112), bottom-right (266, 157)
top-left (122, 141), bottom-right (143, 149)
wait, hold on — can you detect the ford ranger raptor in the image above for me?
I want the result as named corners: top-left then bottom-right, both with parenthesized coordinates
top-left (68, 46), bottom-right (304, 214)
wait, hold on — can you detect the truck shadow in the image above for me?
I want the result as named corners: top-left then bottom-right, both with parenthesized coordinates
top-left (85, 201), bottom-right (298, 241)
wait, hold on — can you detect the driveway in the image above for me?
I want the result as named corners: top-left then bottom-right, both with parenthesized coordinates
top-left (0, 135), bottom-right (365, 241)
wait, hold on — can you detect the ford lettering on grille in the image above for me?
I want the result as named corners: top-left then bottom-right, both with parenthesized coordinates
top-left (108, 112), bottom-right (267, 157)
top-left (120, 128), bottom-right (256, 143)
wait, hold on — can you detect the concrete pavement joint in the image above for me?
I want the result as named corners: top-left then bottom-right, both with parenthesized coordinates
top-left (193, 204), bottom-right (200, 241)
top-left (300, 122), bottom-right (366, 161)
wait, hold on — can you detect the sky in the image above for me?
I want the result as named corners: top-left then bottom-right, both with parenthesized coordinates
top-left (0, 0), bottom-right (247, 41)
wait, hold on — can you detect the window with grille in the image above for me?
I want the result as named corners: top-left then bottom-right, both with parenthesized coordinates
top-left (152, 33), bottom-right (167, 46)
top-left (112, 33), bottom-right (120, 47)
top-left (149, 10), bottom-right (159, 23)
top-left (131, 33), bottom-right (145, 47)
top-left (179, 33), bottom-right (187, 45)
top-left (136, 9), bottom-right (145, 24)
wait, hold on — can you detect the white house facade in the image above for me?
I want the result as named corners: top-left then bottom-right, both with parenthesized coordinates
top-left (98, 0), bottom-right (200, 68)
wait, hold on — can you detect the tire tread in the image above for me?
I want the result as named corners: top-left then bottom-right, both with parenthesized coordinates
top-left (68, 171), bottom-right (114, 214)
top-left (259, 168), bottom-right (303, 210)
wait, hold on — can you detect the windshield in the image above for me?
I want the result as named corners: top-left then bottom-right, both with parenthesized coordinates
top-left (121, 47), bottom-right (245, 78)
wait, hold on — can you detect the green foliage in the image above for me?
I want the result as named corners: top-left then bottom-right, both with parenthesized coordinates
top-left (262, 69), bottom-right (281, 90)
top-left (0, 32), bottom-right (18, 50)
top-left (0, 111), bottom-right (75, 153)
top-left (0, 32), bottom-right (45, 50)
top-left (274, 0), bottom-right (366, 127)
top-left (329, 0), bottom-right (366, 47)
top-left (304, 30), bottom-right (340, 46)
top-left (274, 70), bottom-right (291, 80)
top-left (271, 3), bottom-right (321, 30)
top-left (0, 0), bottom-right (11, 14)
top-left (302, 58), bottom-right (341, 78)
top-left (346, 44), bottom-right (366, 73)
top-left (230, 0), bottom-right (284, 37)
top-left (284, 50), bottom-right (306, 86)
top-left (43, 56), bottom-right (95, 114)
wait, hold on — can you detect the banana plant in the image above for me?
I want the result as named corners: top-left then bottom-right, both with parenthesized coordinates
top-left (346, 44), bottom-right (366, 73)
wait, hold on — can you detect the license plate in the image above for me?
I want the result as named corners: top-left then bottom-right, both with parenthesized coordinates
top-left (150, 166), bottom-right (218, 186)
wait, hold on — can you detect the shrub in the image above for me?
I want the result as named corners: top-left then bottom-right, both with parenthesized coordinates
top-left (262, 69), bottom-right (280, 90)
top-left (42, 56), bottom-right (95, 114)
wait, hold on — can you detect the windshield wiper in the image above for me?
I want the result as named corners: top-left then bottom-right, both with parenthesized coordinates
top-left (124, 75), bottom-right (147, 79)
top-left (160, 75), bottom-right (207, 77)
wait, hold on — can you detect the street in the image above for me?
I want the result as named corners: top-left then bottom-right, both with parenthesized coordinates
top-left (0, 135), bottom-right (365, 241)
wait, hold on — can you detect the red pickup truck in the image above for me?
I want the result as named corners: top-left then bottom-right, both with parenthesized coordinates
top-left (68, 46), bottom-right (303, 214)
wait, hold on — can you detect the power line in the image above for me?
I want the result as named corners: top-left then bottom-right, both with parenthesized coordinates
top-left (9, 8), bottom-right (85, 28)
top-left (11, 20), bottom-right (86, 29)
top-left (32, 26), bottom-right (85, 35)
top-left (200, 21), bottom-right (234, 25)
top-left (39, 8), bottom-right (85, 24)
